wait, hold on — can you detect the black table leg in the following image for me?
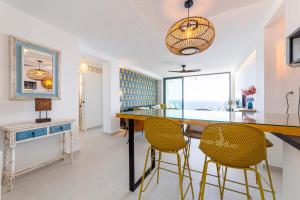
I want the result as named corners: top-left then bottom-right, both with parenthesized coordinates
top-left (128, 119), bottom-right (155, 192)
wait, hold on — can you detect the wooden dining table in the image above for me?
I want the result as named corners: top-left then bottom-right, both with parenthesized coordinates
top-left (116, 109), bottom-right (300, 192)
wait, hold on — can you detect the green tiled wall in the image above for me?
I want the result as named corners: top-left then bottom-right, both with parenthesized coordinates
top-left (120, 68), bottom-right (157, 111)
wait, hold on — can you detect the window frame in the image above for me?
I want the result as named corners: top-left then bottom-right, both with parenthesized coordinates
top-left (163, 72), bottom-right (231, 110)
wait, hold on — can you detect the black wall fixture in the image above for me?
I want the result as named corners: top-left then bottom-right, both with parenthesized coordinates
top-left (287, 27), bottom-right (300, 67)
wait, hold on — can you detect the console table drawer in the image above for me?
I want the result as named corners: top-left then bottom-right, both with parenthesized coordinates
top-left (33, 128), bottom-right (47, 138)
top-left (16, 128), bottom-right (47, 141)
top-left (49, 123), bottom-right (71, 134)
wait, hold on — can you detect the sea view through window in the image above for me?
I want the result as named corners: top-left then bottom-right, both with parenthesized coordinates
top-left (164, 73), bottom-right (230, 111)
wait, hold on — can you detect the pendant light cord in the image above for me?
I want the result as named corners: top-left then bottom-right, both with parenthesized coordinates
top-left (187, 1), bottom-right (191, 47)
top-left (37, 60), bottom-right (42, 70)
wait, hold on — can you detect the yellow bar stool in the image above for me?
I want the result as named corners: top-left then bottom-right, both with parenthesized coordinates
top-left (184, 124), bottom-right (275, 195)
top-left (160, 104), bottom-right (167, 109)
top-left (138, 117), bottom-right (194, 200)
top-left (198, 123), bottom-right (276, 200)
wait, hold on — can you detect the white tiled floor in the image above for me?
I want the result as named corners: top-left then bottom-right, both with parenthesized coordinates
top-left (2, 128), bottom-right (282, 200)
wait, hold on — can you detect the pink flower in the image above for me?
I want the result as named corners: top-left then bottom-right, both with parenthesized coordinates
top-left (248, 85), bottom-right (256, 95)
top-left (242, 86), bottom-right (256, 96)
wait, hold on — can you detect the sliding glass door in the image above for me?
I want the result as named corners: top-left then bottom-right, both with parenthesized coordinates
top-left (164, 73), bottom-right (230, 110)
top-left (164, 78), bottom-right (183, 109)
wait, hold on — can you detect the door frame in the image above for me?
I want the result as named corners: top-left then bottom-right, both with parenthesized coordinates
top-left (79, 72), bottom-right (86, 131)
top-left (163, 77), bottom-right (184, 109)
top-left (79, 64), bottom-right (103, 132)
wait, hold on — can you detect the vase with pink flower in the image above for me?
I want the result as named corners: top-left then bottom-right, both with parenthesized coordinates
top-left (242, 86), bottom-right (256, 110)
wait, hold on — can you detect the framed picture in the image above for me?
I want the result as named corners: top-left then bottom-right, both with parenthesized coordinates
top-left (10, 36), bottom-right (61, 100)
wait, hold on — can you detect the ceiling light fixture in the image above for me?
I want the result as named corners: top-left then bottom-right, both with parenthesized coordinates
top-left (166, 0), bottom-right (215, 55)
top-left (41, 76), bottom-right (53, 90)
top-left (26, 60), bottom-right (51, 81)
top-left (169, 64), bottom-right (201, 73)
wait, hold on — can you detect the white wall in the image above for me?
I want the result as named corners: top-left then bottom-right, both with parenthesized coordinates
top-left (248, 0), bottom-right (300, 179)
top-left (79, 46), bottom-right (121, 134)
top-left (264, 16), bottom-right (300, 115)
top-left (255, 29), bottom-right (265, 113)
top-left (0, 2), bottom-right (80, 172)
top-left (235, 0), bottom-right (300, 174)
top-left (233, 0), bottom-right (287, 168)
top-left (283, 0), bottom-right (300, 199)
top-left (234, 51), bottom-right (257, 105)
top-left (285, 0), bottom-right (300, 36)
top-left (102, 61), bottom-right (121, 134)
top-left (263, 0), bottom-right (300, 171)
top-left (79, 45), bottom-right (163, 134)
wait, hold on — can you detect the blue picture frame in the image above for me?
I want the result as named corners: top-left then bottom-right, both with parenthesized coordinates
top-left (10, 36), bottom-right (61, 100)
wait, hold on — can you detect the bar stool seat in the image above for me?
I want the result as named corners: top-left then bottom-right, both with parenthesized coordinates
top-left (184, 125), bottom-right (274, 147)
top-left (138, 117), bottom-right (194, 200)
top-left (198, 123), bottom-right (276, 200)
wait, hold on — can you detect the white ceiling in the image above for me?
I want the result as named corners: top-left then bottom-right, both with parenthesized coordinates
top-left (1, 0), bottom-right (272, 77)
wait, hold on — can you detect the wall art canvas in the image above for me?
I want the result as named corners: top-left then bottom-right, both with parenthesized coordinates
top-left (120, 68), bottom-right (158, 111)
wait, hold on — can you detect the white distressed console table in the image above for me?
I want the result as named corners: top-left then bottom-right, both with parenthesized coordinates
top-left (0, 119), bottom-right (75, 191)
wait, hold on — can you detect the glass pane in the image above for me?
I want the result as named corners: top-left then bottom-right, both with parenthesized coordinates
top-left (184, 74), bottom-right (230, 110)
top-left (119, 109), bottom-right (300, 128)
top-left (165, 78), bottom-right (183, 109)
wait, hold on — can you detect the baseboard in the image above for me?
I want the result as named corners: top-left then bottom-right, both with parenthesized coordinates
top-left (263, 164), bottom-right (283, 172)
top-left (110, 129), bottom-right (124, 135)
top-left (87, 125), bottom-right (102, 131)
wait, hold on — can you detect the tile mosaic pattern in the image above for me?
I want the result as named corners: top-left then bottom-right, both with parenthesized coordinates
top-left (120, 68), bottom-right (157, 111)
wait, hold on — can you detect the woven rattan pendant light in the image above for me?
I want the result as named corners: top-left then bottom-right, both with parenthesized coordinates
top-left (166, 0), bottom-right (215, 55)
top-left (26, 60), bottom-right (51, 81)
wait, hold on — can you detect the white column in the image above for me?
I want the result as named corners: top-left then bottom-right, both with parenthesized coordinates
top-left (282, 142), bottom-right (300, 200)
top-left (102, 61), bottom-right (120, 134)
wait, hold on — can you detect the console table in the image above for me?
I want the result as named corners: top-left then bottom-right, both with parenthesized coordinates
top-left (0, 118), bottom-right (75, 191)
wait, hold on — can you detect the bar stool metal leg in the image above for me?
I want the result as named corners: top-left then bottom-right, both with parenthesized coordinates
top-left (265, 159), bottom-right (276, 200)
top-left (216, 164), bottom-right (223, 198)
top-left (138, 147), bottom-right (151, 200)
top-left (244, 169), bottom-right (251, 200)
top-left (184, 147), bottom-right (195, 198)
top-left (221, 167), bottom-right (228, 199)
top-left (199, 157), bottom-right (208, 200)
top-left (251, 168), bottom-right (265, 200)
top-left (176, 152), bottom-right (184, 200)
top-left (255, 165), bottom-right (258, 184)
top-left (157, 152), bottom-right (162, 184)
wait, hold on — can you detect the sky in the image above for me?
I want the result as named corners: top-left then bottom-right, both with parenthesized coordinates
top-left (166, 73), bottom-right (230, 102)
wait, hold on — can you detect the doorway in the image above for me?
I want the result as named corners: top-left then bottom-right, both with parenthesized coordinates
top-left (79, 61), bottom-right (103, 131)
